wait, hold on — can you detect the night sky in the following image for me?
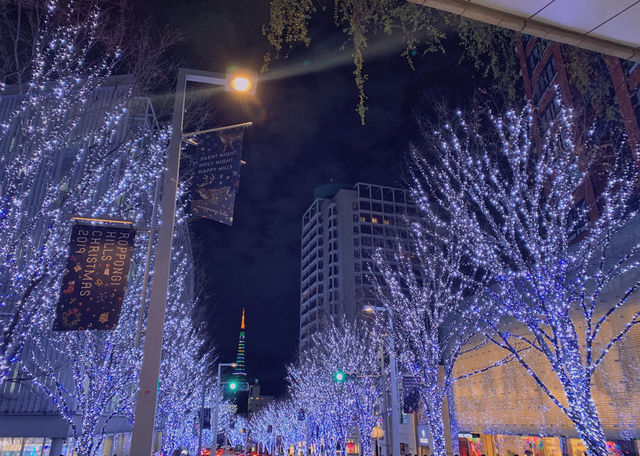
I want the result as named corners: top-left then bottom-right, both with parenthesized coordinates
top-left (133, 0), bottom-right (477, 397)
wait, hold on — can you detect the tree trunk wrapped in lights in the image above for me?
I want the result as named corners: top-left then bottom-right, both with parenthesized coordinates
top-left (408, 100), bottom-right (640, 456)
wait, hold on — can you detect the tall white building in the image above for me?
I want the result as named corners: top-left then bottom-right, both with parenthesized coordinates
top-left (299, 182), bottom-right (417, 350)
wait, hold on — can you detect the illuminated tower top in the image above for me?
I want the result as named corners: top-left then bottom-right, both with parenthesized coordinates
top-left (233, 308), bottom-right (246, 378)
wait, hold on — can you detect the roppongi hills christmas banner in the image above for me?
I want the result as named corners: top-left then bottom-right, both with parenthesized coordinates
top-left (53, 223), bottom-right (136, 331)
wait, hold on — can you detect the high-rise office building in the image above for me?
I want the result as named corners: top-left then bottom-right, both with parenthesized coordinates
top-left (299, 182), bottom-right (417, 350)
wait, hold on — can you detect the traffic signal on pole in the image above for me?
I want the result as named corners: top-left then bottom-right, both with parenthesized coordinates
top-left (228, 381), bottom-right (239, 391)
top-left (334, 371), bottom-right (357, 382)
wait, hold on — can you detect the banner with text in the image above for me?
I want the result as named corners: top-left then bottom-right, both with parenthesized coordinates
top-left (191, 127), bottom-right (245, 225)
top-left (53, 224), bottom-right (136, 331)
top-left (402, 375), bottom-right (419, 414)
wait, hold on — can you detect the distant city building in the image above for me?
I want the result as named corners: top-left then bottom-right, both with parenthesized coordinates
top-left (298, 182), bottom-right (417, 350)
top-left (247, 380), bottom-right (274, 416)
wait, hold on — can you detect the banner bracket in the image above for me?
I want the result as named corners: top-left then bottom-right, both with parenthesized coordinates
top-left (182, 121), bottom-right (253, 140)
top-left (71, 216), bottom-right (134, 225)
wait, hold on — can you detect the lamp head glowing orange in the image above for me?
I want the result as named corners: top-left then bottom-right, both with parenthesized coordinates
top-left (225, 69), bottom-right (257, 95)
top-left (230, 76), bottom-right (252, 92)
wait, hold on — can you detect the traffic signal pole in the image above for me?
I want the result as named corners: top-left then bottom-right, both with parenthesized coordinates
top-left (213, 362), bottom-right (237, 455)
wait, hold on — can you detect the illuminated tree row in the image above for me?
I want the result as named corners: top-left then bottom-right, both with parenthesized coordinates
top-left (0, 1), bottom-right (210, 455)
top-left (256, 319), bottom-right (383, 456)
top-left (401, 101), bottom-right (639, 456)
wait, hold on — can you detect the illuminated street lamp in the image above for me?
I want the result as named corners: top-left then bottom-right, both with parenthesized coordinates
top-left (363, 305), bottom-right (400, 456)
top-left (226, 69), bottom-right (257, 95)
top-left (130, 68), bottom-right (256, 456)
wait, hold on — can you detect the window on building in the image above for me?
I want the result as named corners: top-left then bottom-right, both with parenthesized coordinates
top-left (372, 202), bottom-right (382, 212)
top-left (526, 38), bottom-right (549, 78)
top-left (361, 225), bottom-right (372, 234)
top-left (372, 186), bottom-right (382, 200)
top-left (355, 276), bottom-right (361, 285)
top-left (540, 97), bottom-right (560, 132)
top-left (360, 201), bottom-right (371, 210)
top-left (532, 57), bottom-right (557, 105)
top-left (359, 185), bottom-right (370, 198)
top-left (620, 58), bottom-right (639, 76)
top-left (568, 197), bottom-right (589, 242)
top-left (353, 226), bottom-right (359, 234)
top-left (371, 216), bottom-right (379, 224)
top-left (394, 190), bottom-right (405, 203)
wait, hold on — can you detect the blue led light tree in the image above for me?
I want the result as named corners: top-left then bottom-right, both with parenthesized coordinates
top-left (408, 101), bottom-right (640, 455)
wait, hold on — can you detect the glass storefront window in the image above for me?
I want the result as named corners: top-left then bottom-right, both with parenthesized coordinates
top-left (0, 438), bottom-right (24, 456)
top-left (0, 438), bottom-right (51, 456)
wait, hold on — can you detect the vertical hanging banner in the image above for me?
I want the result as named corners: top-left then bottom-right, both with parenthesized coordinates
top-left (53, 223), bottom-right (136, 331)
top-left (402, 375), bottom-right (419, 413)
top-left (191, 127), bottom-right (245, 225)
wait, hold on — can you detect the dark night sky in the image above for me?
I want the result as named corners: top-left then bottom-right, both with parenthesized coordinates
top-left (133, 0), bottom-right (476, 397)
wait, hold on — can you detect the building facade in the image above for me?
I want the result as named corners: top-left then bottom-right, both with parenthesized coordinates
top-left (299, 182), bottom-right (418, 350)
top-left (516, 33), bottom-right (640, 158)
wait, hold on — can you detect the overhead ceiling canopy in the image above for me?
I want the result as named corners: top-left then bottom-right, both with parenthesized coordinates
top-left (411, 0), bottom-right (640, 61)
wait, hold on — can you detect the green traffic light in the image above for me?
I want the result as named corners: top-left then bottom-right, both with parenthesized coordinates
top-left (334, 371), bottom-right (345, 382)
top-left (229, 382), bottom-right (238, 391)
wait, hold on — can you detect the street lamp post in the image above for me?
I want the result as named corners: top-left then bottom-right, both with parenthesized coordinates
top-left (364, 305), bottom-right (401, 456)
top-left (213, 362), bottom-right (238, 456)
top-left (130, 68), bottom-right (255, 456)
